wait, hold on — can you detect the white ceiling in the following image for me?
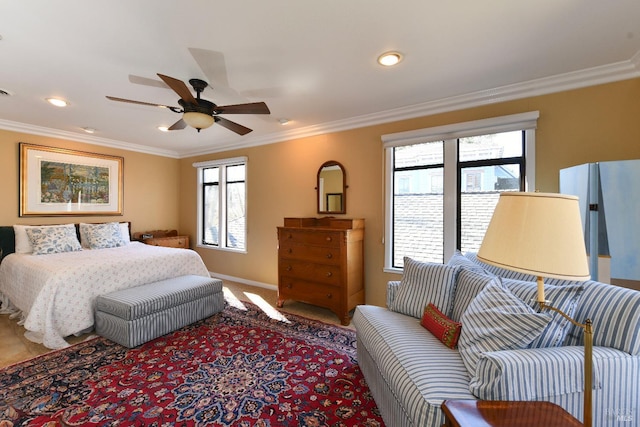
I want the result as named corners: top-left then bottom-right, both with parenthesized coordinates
top-left (1, 0), bottom-right (639, 158)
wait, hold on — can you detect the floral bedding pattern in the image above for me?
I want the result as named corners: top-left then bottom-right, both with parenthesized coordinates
top-left (0, 242), bottom-right (210, 349)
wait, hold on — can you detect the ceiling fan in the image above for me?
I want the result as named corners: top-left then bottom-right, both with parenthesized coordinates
top-left (106, 73), bottom-right (270, 135)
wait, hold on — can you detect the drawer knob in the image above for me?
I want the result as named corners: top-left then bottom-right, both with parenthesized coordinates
top-left (287, 284), bottom-right (292, 289)
top-left (288, 233), bottom-right (293, 239)
top-left (286, 265), bottom-right (292, 271)
top-left (326, 293), bottom-right (332, 299)
top-left (325, 236), bottom-right (332, 242)
top-left (326, 253), bottom-right (333, 259)
top-left (326, 271), bottom-right (332, 277)
top-left (288, 248), bottom-right (293, 254)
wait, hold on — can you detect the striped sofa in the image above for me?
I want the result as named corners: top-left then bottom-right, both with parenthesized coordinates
top-left (353, 253), bottom-right (640, 427)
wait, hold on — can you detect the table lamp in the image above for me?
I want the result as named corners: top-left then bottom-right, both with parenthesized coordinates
top-left (477, 192), bottom-right (592, 427)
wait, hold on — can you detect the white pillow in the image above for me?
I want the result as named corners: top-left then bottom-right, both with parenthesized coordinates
top-left (25, 225), bottom-right (82, 255)
top-left (458, 282), bottom-right (551, 377)
top-left (119, 222), bottom-right (131, 244)
top-left (14, 224), bottom-right (77, 254)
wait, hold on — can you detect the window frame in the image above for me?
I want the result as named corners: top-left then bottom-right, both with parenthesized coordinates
top-left (193, 156), bottom-right (248, 253)
top-left (382, 112), bottom-right (538, 273)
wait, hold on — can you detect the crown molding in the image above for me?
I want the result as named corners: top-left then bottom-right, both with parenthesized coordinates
top-left (2, 52), bottom-right (639, 159)
top-left (0, 119), bottom-right (181, 158)
top-left (181, 54), bottom-right (640, 157)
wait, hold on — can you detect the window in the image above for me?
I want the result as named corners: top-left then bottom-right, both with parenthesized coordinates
top-left (383, 112), bottom-right (538, 271)
top-left (193, 157), bottom-right (247, 252)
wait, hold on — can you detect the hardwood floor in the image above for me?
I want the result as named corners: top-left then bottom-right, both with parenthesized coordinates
top-left (0, 280), bottom-right (353, 369)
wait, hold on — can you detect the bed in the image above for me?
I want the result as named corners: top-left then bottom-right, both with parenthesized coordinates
top-left (0, 223), bottom-right (210, 349)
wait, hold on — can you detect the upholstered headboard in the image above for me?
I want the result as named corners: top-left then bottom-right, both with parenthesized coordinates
top-left (0, 222), bottom-right (132, 263)
top-left (0, 226), bottom-right (16, 262)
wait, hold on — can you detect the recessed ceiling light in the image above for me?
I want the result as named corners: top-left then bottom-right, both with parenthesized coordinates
top-left (46, 97), bottom-right (68, 107)
top-left (82, 127), bottom-right (96, 134)
top-left (377, 51), bottom-right (403, 67)
top-left (278, 118), bottom-right (290, 125)
top-left (158, 126), bottom-right (169, 132)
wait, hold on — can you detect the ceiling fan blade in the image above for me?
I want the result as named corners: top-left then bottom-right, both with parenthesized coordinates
top-left (215, 117), bottom-right (253, 135)
top-left (157, 74), bottom-right (197, 104)
top-left (106, 96), bottom-right (174, 109)
top-left (215, 102), bottom-right (271, 115)
top-left (168, 118), bottom-right (187, 130)
top-left (128, 74), bottom-right (169, 89)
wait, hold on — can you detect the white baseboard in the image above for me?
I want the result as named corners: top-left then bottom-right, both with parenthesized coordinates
top-left (208, 271), bottom-right (277, 291)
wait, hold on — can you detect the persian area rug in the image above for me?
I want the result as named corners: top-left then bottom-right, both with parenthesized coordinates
top-left (0, 301), bottom-right (384, 427)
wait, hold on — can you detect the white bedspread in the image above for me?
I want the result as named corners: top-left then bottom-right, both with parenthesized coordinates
top-left (0, 242), bottom-right (210, 349)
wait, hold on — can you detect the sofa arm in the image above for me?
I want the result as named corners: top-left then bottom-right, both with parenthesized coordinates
top-left (470, 346), bottom-right (634, 401)
top-left (386, 280), bottom-right (401, 308)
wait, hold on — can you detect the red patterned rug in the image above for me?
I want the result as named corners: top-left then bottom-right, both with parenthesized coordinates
top-left (0, 301), bottom-right (384, 426)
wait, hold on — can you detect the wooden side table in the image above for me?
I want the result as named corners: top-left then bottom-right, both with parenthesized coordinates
top-left (142, 235), bottom-right (189, 249)
top-left (442, 400), bottom-right (582, 427)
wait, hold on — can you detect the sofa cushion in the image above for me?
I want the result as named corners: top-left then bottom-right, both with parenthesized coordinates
top-left (503, 278), bottom-right (584, 348)
top-left (471, 345), bottom-right (608, 401)
top-left (458, 282), bottom-right (551, 376)
top-left (353, 305), bottom-right (475, 427)
top-left (450, 269), bottom-right (500, 322)
top-left (421, 303), bottom-right (462, 349)
top-left (390, 257), bottom-right (460, 318)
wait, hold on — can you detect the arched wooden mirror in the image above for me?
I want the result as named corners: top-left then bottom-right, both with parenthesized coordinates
top-left (317, 161), bottom-right (346, 214)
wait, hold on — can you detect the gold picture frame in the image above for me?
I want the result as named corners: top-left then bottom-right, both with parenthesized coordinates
top-left (19, 143), bottom-right (124, 216)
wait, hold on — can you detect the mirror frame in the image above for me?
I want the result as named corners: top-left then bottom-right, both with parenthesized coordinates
top-left (317, 160), bottom-right (346, 214)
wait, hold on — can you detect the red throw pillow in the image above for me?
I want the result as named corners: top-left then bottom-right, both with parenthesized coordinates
top-left (420, 303), bottom-right (462, 349)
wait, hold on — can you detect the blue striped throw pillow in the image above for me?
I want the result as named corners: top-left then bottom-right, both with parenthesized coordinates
top-left (458, 282), bottom-right (551, 376)
top-left (390, 257), bottom-right (460, 319)
top-left (503, 278), bottom-right (584, 348)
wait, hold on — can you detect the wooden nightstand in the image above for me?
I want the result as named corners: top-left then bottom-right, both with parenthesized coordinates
top-left (143, 235), bottom-right (189, 249)
top-left (442, 400), bottom-right (582, 427)
top-left (133, 230), bottom-right (190, 249)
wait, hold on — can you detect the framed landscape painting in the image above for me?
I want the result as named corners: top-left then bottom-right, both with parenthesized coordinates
top-left (19, 143), bottom-right (123, 216)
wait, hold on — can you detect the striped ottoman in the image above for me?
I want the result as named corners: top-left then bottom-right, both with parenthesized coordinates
top-left (95, 275), bottom-right (224, 347)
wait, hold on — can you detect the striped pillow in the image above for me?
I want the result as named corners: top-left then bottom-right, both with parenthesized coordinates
top-left (447, 250), bottom-right (488, 275)
top-left (503, 278), bottom-right (584, 348)
top-left (458, 282), bottom-right (551, 376)
top-left (390, 257), bottom-right (460, 318)
top-left (450, 269), bottom-right (500, 322)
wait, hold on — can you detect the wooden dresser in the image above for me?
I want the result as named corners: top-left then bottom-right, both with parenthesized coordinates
top-left (277, 217), bottom-right (365, 325)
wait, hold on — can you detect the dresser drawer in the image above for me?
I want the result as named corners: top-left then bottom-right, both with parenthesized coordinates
top-left (278, 242), bottom-right (341, 265)
top-left (279, 228), bottom-right (342, 247)
top-left (279, 259), bottom-right (342, 286)
top-left (278, 277), bottom-right (341, 309)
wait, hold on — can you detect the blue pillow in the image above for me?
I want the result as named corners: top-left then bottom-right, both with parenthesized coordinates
top-left (458, 282), bottom-right (551, 376)
top-left (390, 257), bottom-right (460, 318)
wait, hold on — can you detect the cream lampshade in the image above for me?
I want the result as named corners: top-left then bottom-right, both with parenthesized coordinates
top-left (477, 191), bottom-right (593, 426)
top-left (477, 192), bottom-right (590, 302)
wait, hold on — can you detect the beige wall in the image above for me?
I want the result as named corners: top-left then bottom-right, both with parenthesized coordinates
top-left (0, 130), bottom-right (180, 232)
top-left (180, 78), bottom-right (640, 307)
top-left (1, 78), bottom-right (638, 308)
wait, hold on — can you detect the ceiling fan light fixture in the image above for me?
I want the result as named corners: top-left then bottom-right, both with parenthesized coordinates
top-left (377, 51), bottom-right (403, 66)
top-left (183, 111), bottom-right (214, 130)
